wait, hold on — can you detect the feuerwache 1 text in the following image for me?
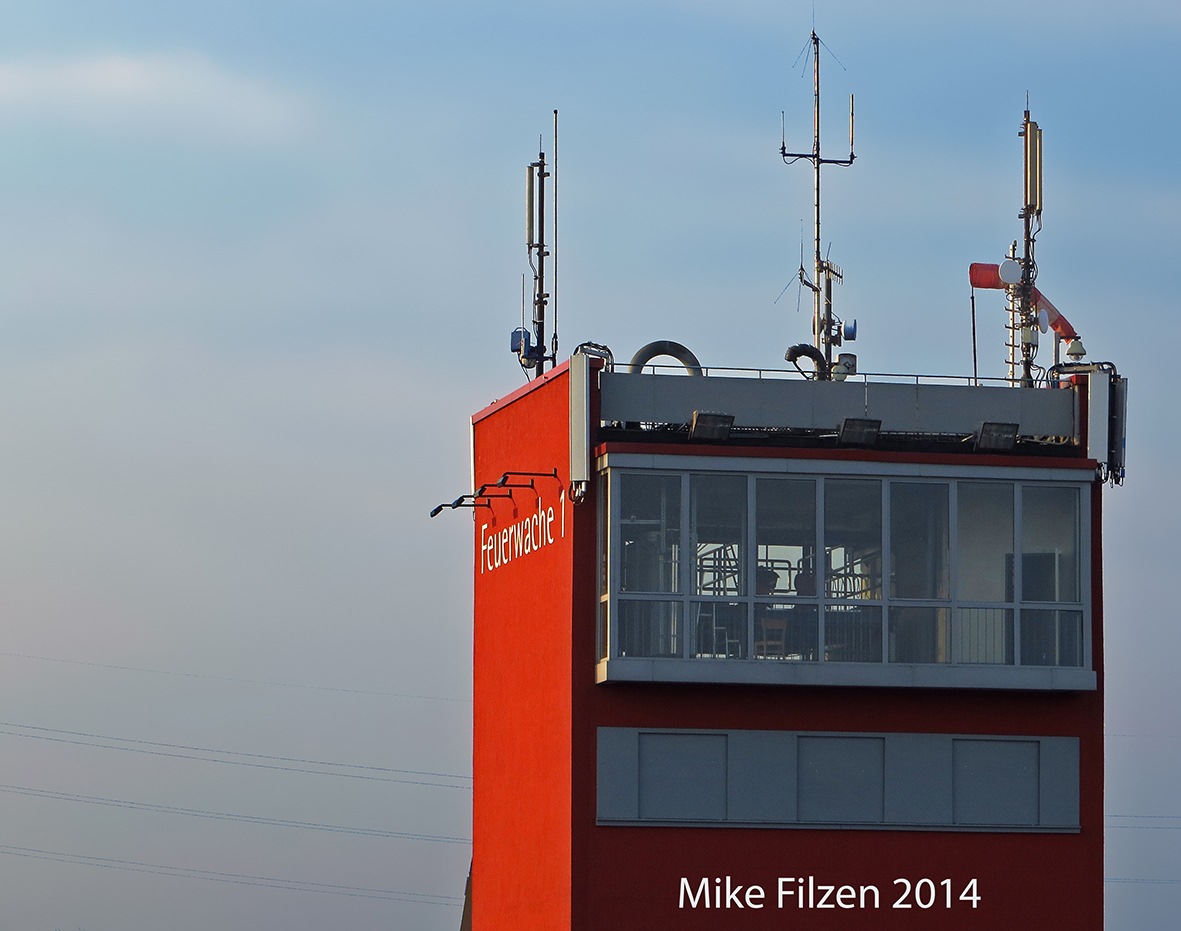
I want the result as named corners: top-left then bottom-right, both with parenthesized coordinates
top-left (679, 876), bottom-right (982, 911)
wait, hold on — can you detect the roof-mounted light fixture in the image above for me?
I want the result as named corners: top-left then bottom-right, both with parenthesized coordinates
top-left (837, 418), bottom-right (880, 447)
top-left (689, 411), bottom-right (734, 441)
top-left (975, 421), bottom-right (1019, 452)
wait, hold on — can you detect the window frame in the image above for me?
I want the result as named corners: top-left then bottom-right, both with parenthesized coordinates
top-left (597, 453), bottom-right (1093, 690)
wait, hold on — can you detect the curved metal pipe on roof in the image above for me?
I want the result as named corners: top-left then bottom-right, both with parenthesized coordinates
top-left (785, 343), bottom-right (830, 379)
top-left (626, 340), bottom-right (704, 376)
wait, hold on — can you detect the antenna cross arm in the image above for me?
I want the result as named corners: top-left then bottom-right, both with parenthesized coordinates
top-left (780, 150), bottom-right (855, 167)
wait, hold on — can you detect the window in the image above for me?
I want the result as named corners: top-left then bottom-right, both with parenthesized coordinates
top-left (601, 463), bottom-right (1089, 684)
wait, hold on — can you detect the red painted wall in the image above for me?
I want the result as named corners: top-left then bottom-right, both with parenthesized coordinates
top-left (471, 363), bottom-right (577, 930)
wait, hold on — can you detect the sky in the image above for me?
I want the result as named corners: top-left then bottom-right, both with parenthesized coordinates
top-left (0, 1), bottom-right (1175, 928)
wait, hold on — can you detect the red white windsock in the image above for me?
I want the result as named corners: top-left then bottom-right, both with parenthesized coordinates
top-left (967, 263), bottom-right (1079, 341)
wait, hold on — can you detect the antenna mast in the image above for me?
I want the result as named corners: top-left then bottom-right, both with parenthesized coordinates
top-left (514, 114), bottom-right (559, 377)
top-left (528, 143), bottom-right (550, 375)
top-left (1015, 108), bottom-right (1043, 386)
top-left (782, 31), bottom-right (856, 378)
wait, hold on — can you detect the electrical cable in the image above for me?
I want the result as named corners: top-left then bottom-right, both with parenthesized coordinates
top-left (0, 843), bottom-right (463, 905)
top-left (0, 650), bottom-right (469, 703)
top-left (0, 722), bottom-right (471, 789)
top-left (0, 783), bottom-right (470, 844)
top-left (1105, 878), bottom-right (1181, 886)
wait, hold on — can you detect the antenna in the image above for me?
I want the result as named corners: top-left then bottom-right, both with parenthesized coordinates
top-left (1016, 108), bottom-right (1043, 386)
top-left (513, 114), bottom-right (559, 377)
top-left (551, 109), bottom-right (559, 365)
top-left (967, 107), bottom-right (1084, 386)
top-left (781, 31), bottom-right (856, 379)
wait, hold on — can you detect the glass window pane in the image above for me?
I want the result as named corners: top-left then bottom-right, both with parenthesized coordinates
top-left (692, 474), bottom-right (746, 596)
top-left (825, 479), bottom-right (882, 599)
top-left (617, 600), bottom-right (682, 658)
top-left (691, 602), bottom-right (746, 659)
top-left (596, 600), bottom-right (608, 662)
top-left (824, 605), bottom-right (882, 662)
top-left (889, 607), bottom-right (950, 663)
top-left (957, 483), bottom-right (1014, 602)
top-left (619, 473), bottom-right (681, 593)
top-left (953, 608), bottom-right (1014, 664)
top-left (755, 604), bottom-right (818, 660)
top-left (598, 473), bottom-right (608, 598)
top-left (1021, 486), bottom-right (1080, 602)
top-left (756, 478), bottom-right (817, 597)
top-left (890, 483), bottom-right (949, 599)
top-left (1021, 609), bottom-right (1083, 666)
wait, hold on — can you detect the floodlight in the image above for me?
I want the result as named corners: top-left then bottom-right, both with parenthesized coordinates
top-left (837, 418), bottom-right (880, 447)
top-left (975, 421), bottom-right (1019, 452)
top-left (689, 410), bottom-right (734, 441)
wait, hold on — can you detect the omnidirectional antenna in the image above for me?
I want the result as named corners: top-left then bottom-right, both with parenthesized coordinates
top-left (1016, 107), bottom-right (1043, 386)
top-left (513, 113), bottom-right (560, 378)
top-left (781, 31), bottom-right (856, 378)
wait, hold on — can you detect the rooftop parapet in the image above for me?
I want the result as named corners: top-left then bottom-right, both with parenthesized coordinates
top-left (598, 365), bottom-right (1079, 449)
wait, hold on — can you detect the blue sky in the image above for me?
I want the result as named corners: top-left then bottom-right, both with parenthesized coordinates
top-left (0, 2), bottom-right (1175, 928)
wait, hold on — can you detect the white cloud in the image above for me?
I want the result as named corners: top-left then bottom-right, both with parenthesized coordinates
top-left (0, 52), bottom-right (307, 143)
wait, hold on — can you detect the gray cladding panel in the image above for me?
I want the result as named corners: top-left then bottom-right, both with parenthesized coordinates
top-left (885, 733), bottom-right (953, 824)
top-left (599, 372), bottom-right (1077, 439)
top-left (638, 733), bottom-right (727, 821)
top-left (598, 727), bottom-right (1079, 832)
top-left (597, 728), bottom-right (639, 820)
top-left (1039, 738), bottom-right (1081, 827)
top-left (798, 736), bottom-right (885, 823)
top-left (569, 351), bottom-right (591, 485)
top-left (953, 739), bottom-right (1040, 826)
top-left (726, 729), bottom-right (796, 823)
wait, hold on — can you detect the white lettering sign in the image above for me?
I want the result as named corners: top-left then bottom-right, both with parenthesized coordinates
top-left (480, 490), bottom-right (566, 574)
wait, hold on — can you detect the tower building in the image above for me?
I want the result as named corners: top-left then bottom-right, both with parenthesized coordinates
top-left (443, 90), bottom-right (1126, 930)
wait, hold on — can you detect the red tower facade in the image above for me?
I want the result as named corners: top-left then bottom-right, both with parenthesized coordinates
top-left (466, 353), bottom-right (1123, 929)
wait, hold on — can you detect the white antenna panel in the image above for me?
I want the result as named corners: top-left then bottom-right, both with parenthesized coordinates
top-left (526, 165), bottom-right (535, 247)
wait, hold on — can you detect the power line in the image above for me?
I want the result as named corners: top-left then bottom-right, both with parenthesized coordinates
top-left (1107, 815), bottom-right (1181, 831)
top-left (0, 783), bottom-right (470, 845)
top-left (1109, 814), bottom-right (1181, 820)
top-left (0, 843), bottom-right (464, 905)
top-left (0, 722), bottom-right (471, 790)
top-left (0, 649), bottom-right (470, 703)
top-left (1105, 877), bottom-right (1181, 886)
top-left (0, 720), bottom-right (471, 779)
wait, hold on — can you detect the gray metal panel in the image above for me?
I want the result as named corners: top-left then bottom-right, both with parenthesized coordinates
top-left (1039, 737), bottom-right (1081, 828)
top-left (598, 371), bottom-right (1077, 439)
top-left (885, 733), bottom-right (953, 825)
top-left (638, 732), bottom-right (728, 821)
top-left (953, 739), bottom-right (1040, 826)
top-left (1086, 371), bottom-right (1110, 464)
top-left (597, 655), bottom-right (1097, 691)
top-left (1109, 377), bottom-right (1128, 477)
top-left (797, 736), bottom-right (885, 823)
top-left (596, 727), bottom-right (639, 820)
top-left (727, 729), bottom-right (796, 823)
top-left (569, 351), bottom-right (591, 486)
top-left (597, 728), bottom-right (1079, 832)
top-left (602, 452), bottom-right (1095, 483)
